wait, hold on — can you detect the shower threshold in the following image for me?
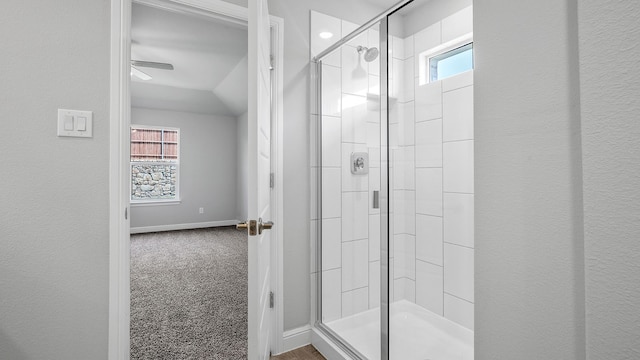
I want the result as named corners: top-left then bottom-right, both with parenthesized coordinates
top-left (325, 300), bottom-right (473, 360)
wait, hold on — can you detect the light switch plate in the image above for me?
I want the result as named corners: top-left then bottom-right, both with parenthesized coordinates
top-left (57, 109), bottom-right (93, 138)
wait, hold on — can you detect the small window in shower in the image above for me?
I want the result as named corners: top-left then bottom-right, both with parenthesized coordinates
top-left (429, 42), bottom-right (473, 82)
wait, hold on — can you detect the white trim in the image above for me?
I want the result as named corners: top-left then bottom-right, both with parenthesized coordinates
top-left (418, 32), bottom-right (473, 86)
top-left (110, 1), bottom-right (285, 359)
top-left (269, 14), bottom-right (286, 356)
top-left (137, 0), bottom-right (248, 22)
top-left (109, 0), bottom-right (131, 359)
top-left (280, 325), bottom-right (313, 354)
top-left (130, 220), bottom-right (239, 234)
top-left (311, 327), bottom-right (350, 360)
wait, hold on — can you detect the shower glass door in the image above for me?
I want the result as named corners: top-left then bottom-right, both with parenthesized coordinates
top-left (313, 15), bottom-right (384, 359)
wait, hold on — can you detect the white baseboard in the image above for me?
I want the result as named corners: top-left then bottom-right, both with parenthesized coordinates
top-left (130, 220), bottom-right (239, 234)
top-left (281, 325), bottom-right (312, 354)
top-left (311, 327), bottom-right (350, 360)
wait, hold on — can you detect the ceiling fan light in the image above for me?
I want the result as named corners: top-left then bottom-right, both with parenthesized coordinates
top-left (131, 66), bottom-right (152, 81)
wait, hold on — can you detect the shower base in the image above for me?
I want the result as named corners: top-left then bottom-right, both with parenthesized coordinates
top-left (325, 300), bottom-right (473, 360)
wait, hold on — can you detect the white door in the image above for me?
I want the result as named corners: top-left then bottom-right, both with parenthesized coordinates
top-left (246, 0), bottom-right (272, 359)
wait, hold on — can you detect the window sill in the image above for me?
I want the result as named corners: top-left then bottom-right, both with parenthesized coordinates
top-left (131, 199), bottom-right (182, 207)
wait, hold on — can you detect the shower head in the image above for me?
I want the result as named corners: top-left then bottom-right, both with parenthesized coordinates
top-left (357, 46), bottom-right (379, 62)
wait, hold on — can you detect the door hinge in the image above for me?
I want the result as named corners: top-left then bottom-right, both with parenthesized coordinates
top-left (270, 173), bottom-right (275, 189)
top-left (124, 207), bottom-right (128, 220)
top-left (269, 55), bottom-right (274, 71)
top-left (269, 291), bottom-right (274, 309)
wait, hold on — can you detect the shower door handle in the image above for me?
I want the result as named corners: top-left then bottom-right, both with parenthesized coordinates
top-left (373, 191), bottom-right (380, 209)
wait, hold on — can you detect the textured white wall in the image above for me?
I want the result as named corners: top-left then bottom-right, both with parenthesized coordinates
top-left (0, 1), bottom-right (110, 359)
top-left (578, 1), bottom-right (640, 358)
top-left (474, 0), bottom-right (586, 358)
top-left (130, 108), bottom-right (239, 229)
top-left (237, 111), bottom-right (249, 221)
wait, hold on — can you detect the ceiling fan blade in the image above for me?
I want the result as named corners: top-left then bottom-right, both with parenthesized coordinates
top-left (131, 66), bottom-right (152, 81)
top-left (131, 60), bottom-right (174, 70)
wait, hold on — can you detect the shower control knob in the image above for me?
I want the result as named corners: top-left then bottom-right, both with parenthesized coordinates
top-left (351, 152), bottom-right (369, 175)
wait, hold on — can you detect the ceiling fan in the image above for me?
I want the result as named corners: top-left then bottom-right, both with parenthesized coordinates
top-left (130, 60), bottom-right (174, 81)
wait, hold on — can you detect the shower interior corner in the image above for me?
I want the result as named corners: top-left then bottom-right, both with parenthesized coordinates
top-left (310, 0), bottom-right (475, 359)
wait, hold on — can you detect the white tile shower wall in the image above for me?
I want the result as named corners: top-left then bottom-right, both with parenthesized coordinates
top-left (311, 7), bottom-right (474, 330)
top-left (369, 261), bottom-right (381, 308)
top-left (390, 31), bottom-right (416, 301)
top-left (342, 287), bottom-right (369, 317)
top-left (321, 64), bottom-right (341, 117)
top-left (342, 239), bottom-right (369, 292)
top-left (322, 268), bottom-right (342, 322)
top-left (311, 11), bottom-right (383, 325)
top-left (416, 260), bottom-right (444, 315)
top-left (444, 243), bottom-right (474, 302)
top-left (310, 11), bottom-right (341, 65)
top-left (395, 5), bottom-right (474, 330)
top-left (322, 218), bottom-right (342, 270)
top-left (342, 191), bottom-right (369, 241)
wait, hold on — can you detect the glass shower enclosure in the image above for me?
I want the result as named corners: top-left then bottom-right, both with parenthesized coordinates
top-left (311, 0), bottom-right (475, 359)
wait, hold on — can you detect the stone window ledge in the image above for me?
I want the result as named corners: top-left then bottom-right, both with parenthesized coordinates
top-left (131, 199), bottom-right (182, 207)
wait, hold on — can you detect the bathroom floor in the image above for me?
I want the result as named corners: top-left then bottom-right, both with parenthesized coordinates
top-left (271, 345), bottom-right (326, 360)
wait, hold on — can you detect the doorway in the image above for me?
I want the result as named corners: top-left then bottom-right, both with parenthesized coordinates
top-left (129, 2), bottom-right (249, 357)
top-left (109, 0), bottom-right (285, 358)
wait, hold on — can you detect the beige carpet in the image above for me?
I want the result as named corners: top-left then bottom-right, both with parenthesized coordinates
top-left (130, 227), bottom-right (247, 359)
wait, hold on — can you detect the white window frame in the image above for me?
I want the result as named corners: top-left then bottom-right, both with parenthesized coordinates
top-left (130, 124), bottom-right (181, 204)
top-left (417, 32), bottom-right (474, 86)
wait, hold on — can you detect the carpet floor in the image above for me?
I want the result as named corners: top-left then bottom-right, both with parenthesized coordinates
top-left (130, 227), bottom-right (248, 359)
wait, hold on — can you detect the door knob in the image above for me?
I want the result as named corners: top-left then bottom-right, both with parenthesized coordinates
top-left (237, 220), bottom-right (257, 236)
top-left (258, 218), bottom-right (274, 235)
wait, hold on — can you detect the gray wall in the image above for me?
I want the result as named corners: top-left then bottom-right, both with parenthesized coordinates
top-left (475, 0), bottom-right (639, 358)
top-left (130, 108), bottom-right (239, 229)
top-left (474, 0), bottom-right (586, 357)
top-left (578, 0), bottom-right (640, 358)
top-left (237, 111), bottom-right (249, 221)
top-left (268, 0), bottom-right (387, 331)
top-left (0, 1), bottom-right (110, 359)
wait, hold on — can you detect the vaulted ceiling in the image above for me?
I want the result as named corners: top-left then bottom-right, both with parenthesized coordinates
top-left (130, 0), bottom-right (407, 118)
top-left (131, 3), bottom-right (248, 117)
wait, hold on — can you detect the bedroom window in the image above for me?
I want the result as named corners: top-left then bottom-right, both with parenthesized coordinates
top-left (130, 126), bottom-right (180, 202)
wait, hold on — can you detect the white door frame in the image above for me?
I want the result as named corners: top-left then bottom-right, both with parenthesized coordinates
top-left (108, 1), bottom-right (285, 358)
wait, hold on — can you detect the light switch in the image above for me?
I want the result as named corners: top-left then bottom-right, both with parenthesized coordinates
top-left (64, 115), bottom-right (74, 131)
top-left (57, 109), bottom-right (93, 138)
top-left (76, 116), bottom-right (87, 131)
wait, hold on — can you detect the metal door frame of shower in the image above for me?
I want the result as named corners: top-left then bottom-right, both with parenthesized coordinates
top-left (311, 0), bottom-right (414, 359)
